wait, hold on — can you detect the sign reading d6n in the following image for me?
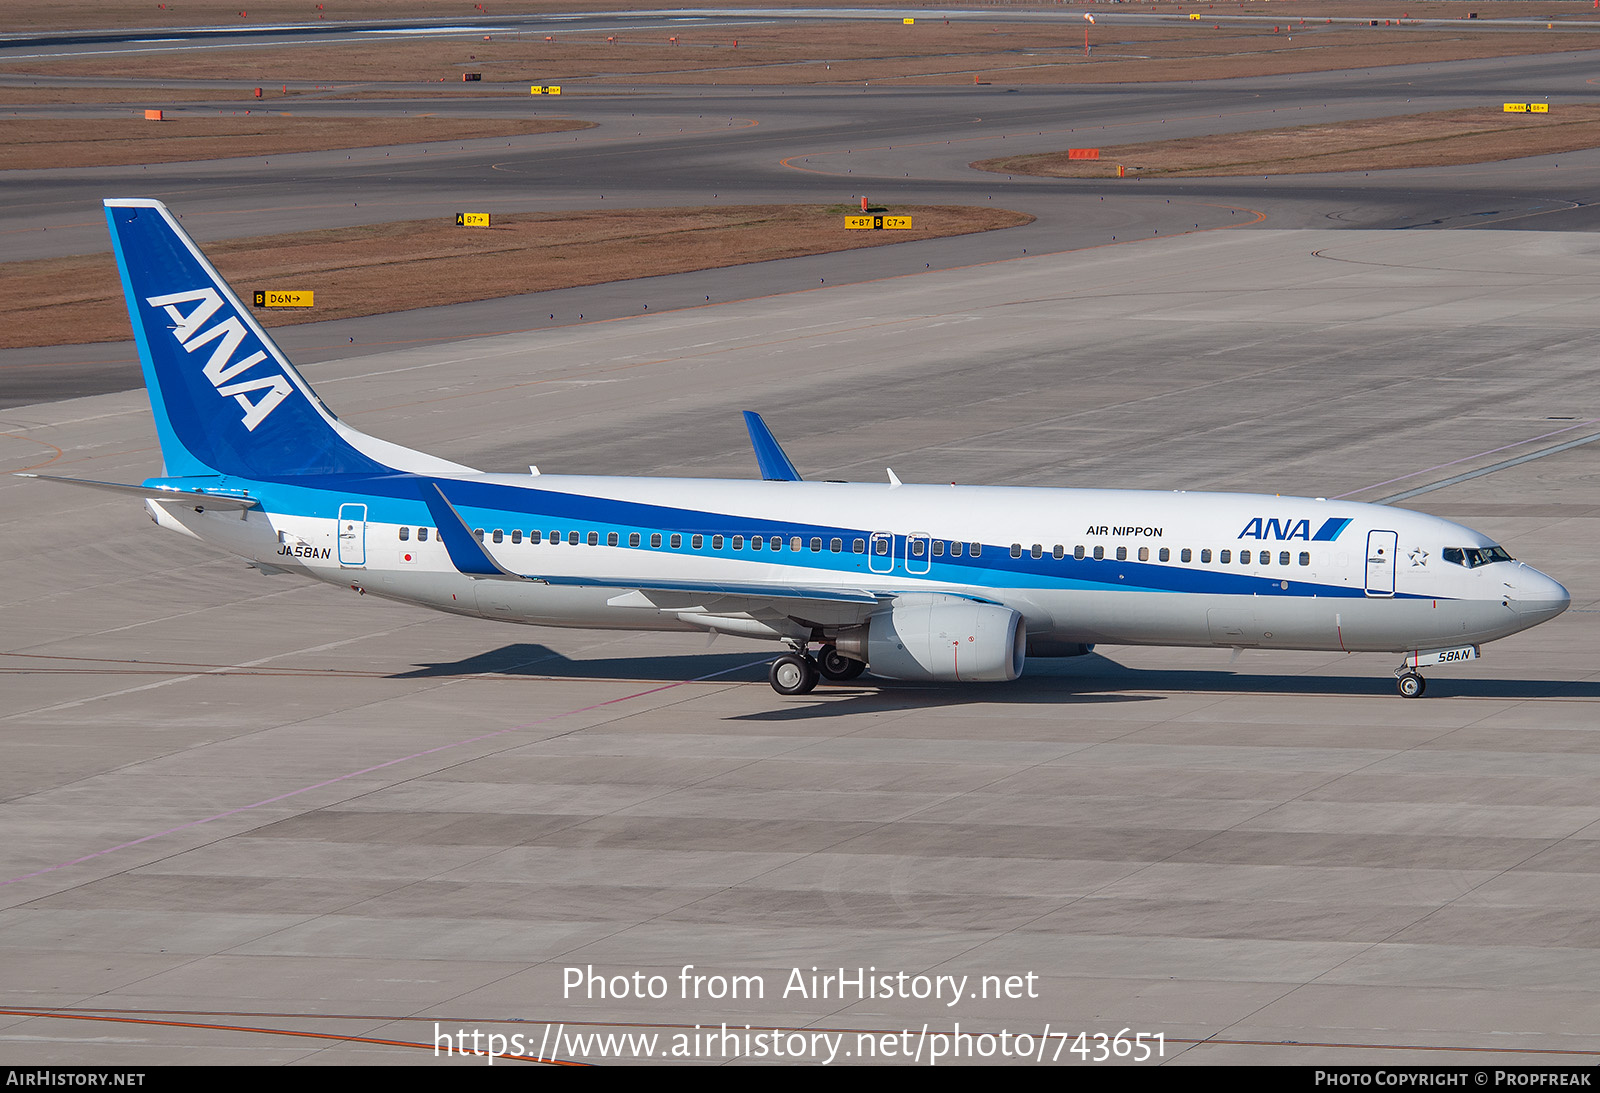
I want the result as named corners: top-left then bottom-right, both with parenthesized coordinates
top-left (252, 290), bottom-right (313, 308)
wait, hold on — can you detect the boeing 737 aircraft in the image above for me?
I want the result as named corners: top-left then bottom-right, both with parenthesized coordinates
top-left (24, 199), bottom-right (1571, 697)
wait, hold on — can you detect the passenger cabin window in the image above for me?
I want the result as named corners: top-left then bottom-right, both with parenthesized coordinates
top-left (1074, 546), bottom-right (1085, 561)
top-left (875, 539), bottom-right (890, 556)
top-left (732, 535), bottom-right (744, 549)
top-left (474, 528), bottom-right (484, 542)
top-left (419, 527), bottom-right (429, 542)
top-left (650, 533), bottom-right (662, 548)
top-left (670, 534), bottom-right (682, 549)
top-left (629, 532), bottom-right (640, 547)
top-left (1138, 547), bottom-right (1149, 562)
top-left (832, 537), bottom-right (843, 553)
top-left (970, 543), bottom-right (982, 557)
top-left (608, 532), bottom-right (619, 547)
top-left (399, 527), bottom-right (410, 541)
top-left (692, 534), bottom-right (704, 550)
top-left (812, 537), bottom-right (823, 552)
top-left (511, 530), bottom-right (522, 544)
top-left (1299, 552), bottom-right (1311, 566)
top-left (791, 536), bottom-right (802, 552)
top-left (569, 531), bottom-right (580, 546)
top-left (931, 540), bottom-right (943, 556)
top-left (1219, 550), bottom-right (1230, 564)
top-left (752, 536), bottom-right (763, 551)
top-left (950, 541), bottom-right (963, 557)
top-left (853, 538), bottom-right (866, 554)
top-left (528, 530), bottom-right (538, 544)
top-left (1279, 551), bottom-right (1290, 566)
top-left (1053, 545), bottom-right (1064, 560)
top-left (1116, 547), bottom-right (1127, 562)
top-left (770, 536), bottom-right (783, 551)
top-left (713, 535), bottom-right (724, 550)
top-left (1158, 548), bottom-right (1169, 562)
top-left (1011, 544), bottom-right (1023, 559)
top-left (493, 530), bottom-right (504, 544)
top-left (1093, 546), bottom-right (1104, 561)
top-left (1180, 548), bottom-right (1190, 563)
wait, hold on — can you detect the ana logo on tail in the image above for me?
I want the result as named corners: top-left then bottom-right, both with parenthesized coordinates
top-left (145, 287), bottom-right (292, 431)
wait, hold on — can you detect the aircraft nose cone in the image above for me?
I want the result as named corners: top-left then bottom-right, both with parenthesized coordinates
top-left (1508, 567), bottom-right (1570, 621)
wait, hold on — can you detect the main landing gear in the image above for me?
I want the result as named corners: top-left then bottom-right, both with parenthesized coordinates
top-left (768, 644), bottom-right (866, 695)
top-left (769, 652), bottom-right (818, 696)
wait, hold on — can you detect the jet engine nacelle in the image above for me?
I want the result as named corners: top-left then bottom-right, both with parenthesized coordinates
top-left (837, 595), bottom-right (1026, 682)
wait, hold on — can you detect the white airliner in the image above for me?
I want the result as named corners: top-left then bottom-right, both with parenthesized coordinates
top-left (24, 199), bottom-right (1571, 697)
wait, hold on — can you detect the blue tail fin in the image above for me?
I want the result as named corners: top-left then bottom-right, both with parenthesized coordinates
top-left (105, 198), bottom-right (408, 480)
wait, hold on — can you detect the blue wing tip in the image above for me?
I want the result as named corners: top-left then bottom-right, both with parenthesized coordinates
top-left (742, 411), bottom-right (802, 482)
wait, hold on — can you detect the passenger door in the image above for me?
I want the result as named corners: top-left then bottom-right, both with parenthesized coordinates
top-left (338, 503), bottom-right (367, 567)
top-left (1365, 530), bottom-right (1397, 597)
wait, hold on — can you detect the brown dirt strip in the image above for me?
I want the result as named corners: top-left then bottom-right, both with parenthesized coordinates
top-left (0, 116), bottom-right (591, 170)
top-left (11, 12), bottom-right (1600, 88)
top-left (0, 85), bottom-right (291, 105)
top-left (0, 204), bottom-right (1033, 349)
top-left (973, 105), bottom-right (1600, 178)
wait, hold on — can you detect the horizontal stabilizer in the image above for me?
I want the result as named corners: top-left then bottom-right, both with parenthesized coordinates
top-left (17, 473), bottom-right (259, 510)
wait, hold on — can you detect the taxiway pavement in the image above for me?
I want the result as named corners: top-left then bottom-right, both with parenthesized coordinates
top-left (2, 226), bottom-right (1597, 1064)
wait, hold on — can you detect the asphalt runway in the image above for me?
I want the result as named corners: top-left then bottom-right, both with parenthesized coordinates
top-left (2, 19), bottom-right (1599, 1067)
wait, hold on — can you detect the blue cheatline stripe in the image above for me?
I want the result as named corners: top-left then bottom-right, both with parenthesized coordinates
top-left (176, 471), bottom-right (1410, 603)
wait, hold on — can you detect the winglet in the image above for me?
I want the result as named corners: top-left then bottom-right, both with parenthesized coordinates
top-left (742, 411), bottom-right (802, 482)
top-left (420, 482), bottom-right (526, 580)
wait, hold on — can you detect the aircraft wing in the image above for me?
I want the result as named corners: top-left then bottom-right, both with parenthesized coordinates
top-left (423, 480), bottom-right (881, 623)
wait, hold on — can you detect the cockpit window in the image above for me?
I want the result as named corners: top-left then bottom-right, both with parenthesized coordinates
top-left (1443, 545), bottom-right (1514, 569)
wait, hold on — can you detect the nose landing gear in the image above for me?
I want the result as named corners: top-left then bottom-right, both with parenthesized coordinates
top-left (1396, 670), bottom-right (1426, 698)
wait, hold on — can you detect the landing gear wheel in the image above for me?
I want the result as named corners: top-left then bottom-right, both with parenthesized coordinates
top-left (1397, 671), bottom-right (1426, 699)
top-left (817, 645), bottom-right (865, 681)
top-left (770, 653), bottom-right (819, 695)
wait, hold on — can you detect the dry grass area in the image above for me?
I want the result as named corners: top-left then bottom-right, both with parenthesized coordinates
top-left (0, 86), bottom-right (288, 105)
top-left (0, 116), bottom-right (591, 170)
top-left (0, 204), bottom-right (1033, 349)
top-left (9, 1), bottom-right (1600, 35)
top-left (11, 8), bottom-right (1600, 87)
top-left (975, 105), bottom-right (1600, 178)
